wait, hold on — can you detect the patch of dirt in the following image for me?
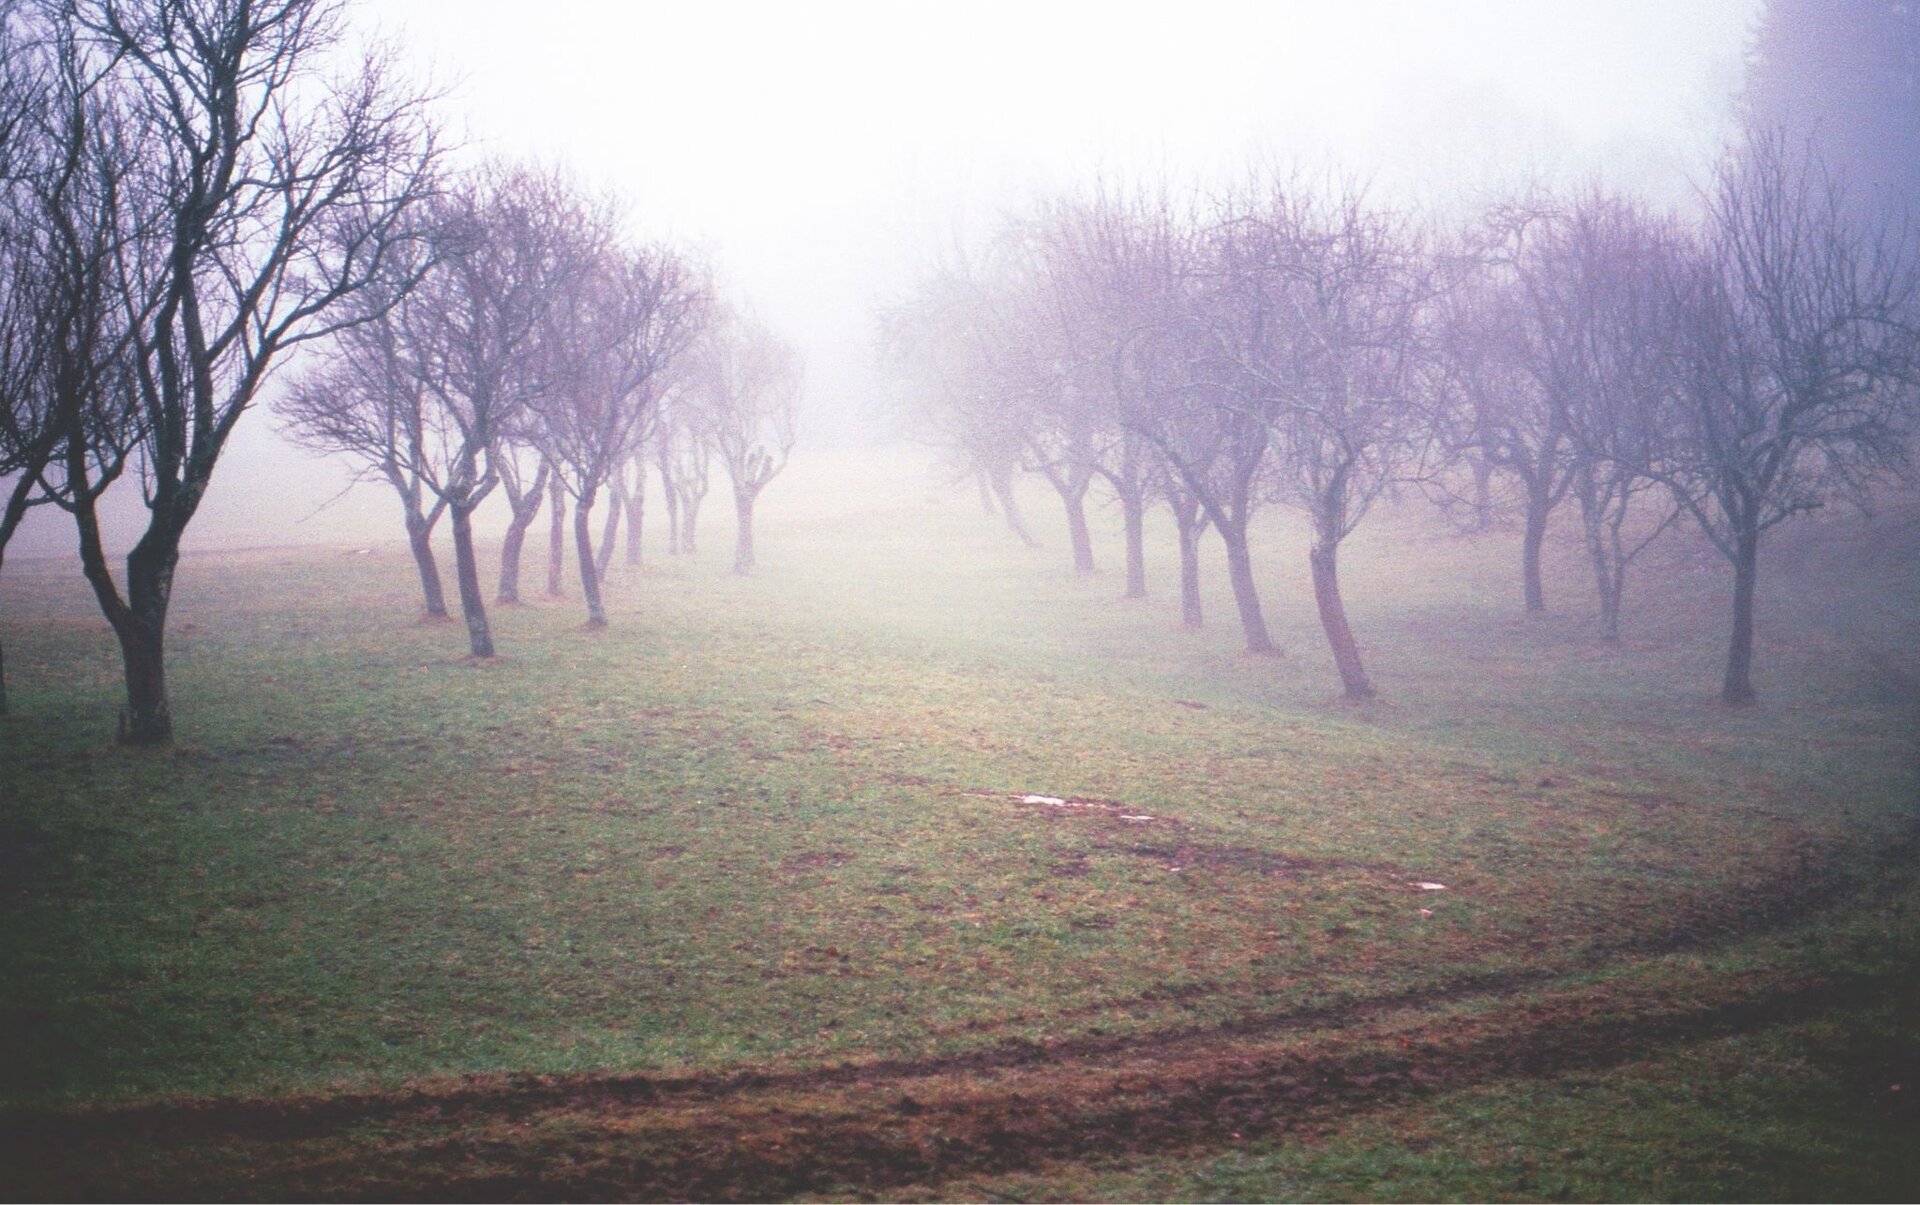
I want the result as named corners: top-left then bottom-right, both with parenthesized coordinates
top-left (6, 807), bottom-right (1913, 1201)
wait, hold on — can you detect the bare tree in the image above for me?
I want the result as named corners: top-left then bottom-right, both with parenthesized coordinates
top-left (1215, 181), bottom-right (1436, 699)
top-left (403, 164), bottom-right (583, 658)
top-left (280, 250), bottom-right (454, 621)
top-left (1531, 191), bottom-right (1690, 641)
top-left (32, 0), bottom-right (438, 743)
top-left (655, 393), bottom-right (712, 556)
top-left (1661, 132), bottom-right (1918, 703)
top-left (692, 308), bottom-right (801, 574)
top-left (535, 235), bottom-right (705, 626)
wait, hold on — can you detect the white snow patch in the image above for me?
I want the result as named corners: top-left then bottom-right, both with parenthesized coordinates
top-left (1410, 881), bottom-right (1449, 891)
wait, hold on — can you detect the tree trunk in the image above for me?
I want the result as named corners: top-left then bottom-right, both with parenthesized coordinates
top-left (496, 469), bottom-right (547, 605)
top-left (107, 535), bottom-right (180, 745)
top-left (1722, 523), bottom-right (1759, 704)
top-left (1046, 463), bottom-right (1097, 575)
top-left (575, 490), bottom-right (607, 628)
top-left (1219, 520), bottom-right (1274, 654)
top-left (449, 503), bottom-right (496, 658)
top-left (680, 490), bottom-right (701, 555)
top-left (1173, 494), bottom-right (1206, 630)
top-left (661, 475), bottom-right (682, 555)
top-left (595, 481), bottom-right (622, 581)
top-left (624, 464), bottom-right (644, 567)
top-left (545, 469), bottom-right (567, 597)
top-left (405, 507), bottom-right (450, 618)
top-left (1119, 486), bottom-right (1147, 599)
top-left (1310, 540), bottom-right (1374, 700)
top-left (1577, 483), bottom-right (1623, 643)
top-left (990, 464), bottom-right (1039, 547)
top-left (1472, 457), bottom-right (1495, 532)
top-left (1521, 488), bottom-right (1550, 613)
top-left (733, 485), bottom-right (758, 574)
top-left (976, 470), bottom-right (996, 516)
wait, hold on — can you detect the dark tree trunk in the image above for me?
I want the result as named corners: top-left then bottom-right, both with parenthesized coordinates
top-left (72, 493), bottom-right (180, 744)
top-left (623, 465), bottom-right (644, 567)
top-left (989, 464), bottom-right (1039, 547)
top-left (575, 490), bottom-right (607, 628)
top-left (1172, 493), bottom-right (1207, 630)
top-left (1044, 463), bottom-right (1097, 575)
top-left (449, 503), bottom-right (496, 658)
top-left (1722, 522), bottom-right (1759, 705)
top-left (496, 465), bottom-right (547, 605)
top-left (733, 486), bottom-right (758, 574)
top-left (1218, 520), bottom-right (1274, 654)
top-left (1521, 487), bottom-right (1551, 613)
top-left (1576, 480), bottom-right (1623, 643)
top-left (545, 469), bottom-right (567, 597)
top-left (1310, 539), bottom-right (1374, 700)
top-left (1119, 486), bottom-right (1147, 599)
top-left (405, 507), bottom-right (450, 619)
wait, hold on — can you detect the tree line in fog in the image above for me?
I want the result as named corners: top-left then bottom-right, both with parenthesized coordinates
top-left (0, 0), bottom-right (799, 744)
top-left (884, 136), bottom-right (1920, 705)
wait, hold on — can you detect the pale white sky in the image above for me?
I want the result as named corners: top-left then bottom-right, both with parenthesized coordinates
top-left (377, 0), bottom-right (1758, 442)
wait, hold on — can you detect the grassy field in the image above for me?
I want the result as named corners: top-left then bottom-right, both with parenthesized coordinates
top-left (2, 448), bottom-right (1917, 1200)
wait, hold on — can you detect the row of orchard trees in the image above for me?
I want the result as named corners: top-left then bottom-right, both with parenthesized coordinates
top-left (277, 163), bottom-right (801, 660)
top-left (889, 138), bottom-right (1919, 705)
top-left (0, 0), bottom-right (799, 744)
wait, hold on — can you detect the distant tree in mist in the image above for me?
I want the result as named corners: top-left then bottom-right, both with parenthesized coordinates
top-left (534, 234), bottom-right (705, 626)
top-left (398, 165), bottom-right (587, 658)
top-left (1228, 182), bottom-right (1438, 700)
top-left (1659, 133), bottom-right (1919, 704)
top-left (882, 261), bottom-right (1043, 549)
top-left (281, 246), bottom-right (457, 623)
top-left (690, 308), bottom-right (801, 575)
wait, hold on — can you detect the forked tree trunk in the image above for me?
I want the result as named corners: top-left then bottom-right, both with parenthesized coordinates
top-left (1722, 524), bottom-right (1759, 705)
top-left (1045, 464), bottom-right (1097, 574)
top-left (575, 489), bottom-right (607, 628)
top-left (989, 464), bottom-right (1039, 547)
top-left (496, 472), bottom-right (546, 605)
top-left (1577, 483), bottom-right (1624, 643)
top-left (1118, 486), bottom-right (1147, 599)
top-left (1310, 539), bottom-right (1374, 700)
top-left (545, 469), bottom-right (567, 597)
top-left (449, 503), bottom-right (496, 658)
top-left (595, 484), bottom-right (621, 581)
top-left (733, 486), bottom-right (758, 574)
top-left (1172, 493), bottom-right (1207, 630)
top-left (1218, 519), bottom-right (1274, 654)
top-left (404, 507), bottom-right (450, 619)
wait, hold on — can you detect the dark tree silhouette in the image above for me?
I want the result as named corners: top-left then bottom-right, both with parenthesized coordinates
top-left (38, 0), bottom-right (438, 743)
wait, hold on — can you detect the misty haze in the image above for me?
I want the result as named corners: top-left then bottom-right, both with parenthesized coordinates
top-left (4, 1), bottom-right (1918, 1200)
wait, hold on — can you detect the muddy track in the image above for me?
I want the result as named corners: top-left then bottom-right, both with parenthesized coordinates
top-left (8, 823), bottom-right (1917, 1201)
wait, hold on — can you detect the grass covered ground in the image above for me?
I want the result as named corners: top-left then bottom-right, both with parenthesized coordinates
top-left (2, 448), bottom-right (1917, 1200)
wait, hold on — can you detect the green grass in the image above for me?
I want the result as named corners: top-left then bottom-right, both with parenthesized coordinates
top-left (1, 448), bottom-right (1915, 1199)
